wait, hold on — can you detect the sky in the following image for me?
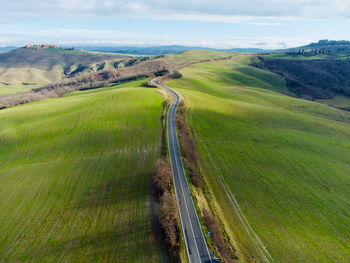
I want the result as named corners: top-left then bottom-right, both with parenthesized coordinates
top-left (1, 0), bottom-right (350, 49)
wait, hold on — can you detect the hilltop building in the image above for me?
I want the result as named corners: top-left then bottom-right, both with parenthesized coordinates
top-left (23, 44), bottom-right (74, 50)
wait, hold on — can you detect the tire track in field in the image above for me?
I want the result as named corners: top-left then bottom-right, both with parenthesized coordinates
top-left (173, 90), bottom-right (272, 262)
top-left (201, 141), bottom-right (273, 263)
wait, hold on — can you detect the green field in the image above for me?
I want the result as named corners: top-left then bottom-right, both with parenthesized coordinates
top-left (0, 84), bottom-right (39, 96)
top-left (317, 94), bottom-right (350, 108)
top-left (166, 50), bottom-right (233, 64)
top-left (166, 54), bottom-right (350, 262)
top-left (0, 66), bottom-right (63, 96)
top-left (0, 80), bottom-right (169, 262)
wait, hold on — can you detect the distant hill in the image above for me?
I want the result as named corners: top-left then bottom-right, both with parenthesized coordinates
top-left (294, 39), bottom-right (350, 49)
top-left (77, 45), bottom-right (270, 55)
top-left (0, 47), bottom-right (122, 70)
top-left (1, 45), bottom-right (271, 55)
top-left (0, 47), bottom-right (126, 95)
top-left (0, 46), bottom-right (17, 52)
top-left (283, 40), bottom-right (350, 56)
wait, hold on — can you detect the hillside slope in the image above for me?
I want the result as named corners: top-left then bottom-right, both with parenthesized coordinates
top-left (0, 48), bottom-right (121, 69)
top-left (254, 56), bottom-right (350, 101)
top-left (0, 48), bottom-right (124, 96)
top-left (0, 80), bottom-right (169, 262)
top-left (166, 53), bottom-right (350, 262)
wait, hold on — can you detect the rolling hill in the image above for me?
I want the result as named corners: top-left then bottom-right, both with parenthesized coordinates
top-left (166, 51), bottom-right (350, 262)
top-left (1, 47), bottom-right (349, 263)
top-left (0, 47), bottom-right (126, 96)
top-left (77, 45), bottom-right (270, 55)
top-left (0, 79), bottom-right (169, 262)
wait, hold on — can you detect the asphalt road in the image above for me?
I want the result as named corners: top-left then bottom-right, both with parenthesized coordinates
top-left (151, 79), bottom-right (212, 263)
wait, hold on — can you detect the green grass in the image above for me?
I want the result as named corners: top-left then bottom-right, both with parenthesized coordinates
top-left (317, 94), bottom-right (350, 108)
top-left (166, 49), bottom-right (233, 64)
top-left (166, 54), bottom-right (350, 263)
top-left (0, 65), bottom-right (63, 95)
top-left (0, 80), bottom-right (169, 262)
top-left (0, 84), bottom-right (39, 96)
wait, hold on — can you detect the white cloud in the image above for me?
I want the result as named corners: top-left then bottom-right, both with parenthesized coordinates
top-left (0, 0), bottom-right (350, 21)
top-left (0, 0), bottom-right (348, 48)
top-left (0, 24), bottom-right (313, 49)
top-left (0, 26), bottom-right (153, 42)
top-left (203, 36), bottom-right (313, 49)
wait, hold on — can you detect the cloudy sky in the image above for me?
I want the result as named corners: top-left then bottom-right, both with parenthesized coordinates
top-left (1, 0), bottom-right (350, 49)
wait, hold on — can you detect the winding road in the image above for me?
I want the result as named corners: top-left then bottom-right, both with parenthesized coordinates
top-left (151, 79), bottom-right (212, 263)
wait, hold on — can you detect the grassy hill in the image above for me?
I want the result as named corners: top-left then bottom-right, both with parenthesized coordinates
top-left (0, 48), bottom-right (121, 70)
top-left (0, 48), bottom-right (125, 96)
top-left (166, 49), bottom-right (233, 65)
top-left (0, 79), bottom-right (169, 262)
top-left (76, 45), bottom-right (268, 55)
top-left (166, 52), bottom-right (350, 262)
top-left (0, 84), bottom-right (38, 96)
top-left (2, 47), bottom-right (349, 262)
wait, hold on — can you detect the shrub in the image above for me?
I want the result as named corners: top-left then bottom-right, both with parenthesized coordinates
top-left (152, 159), bottom-right (181, 263)
top-left (176, 100), bottom-right (203, 188)
top-left (202, 208), bottom-right (237, 263)
top-left (170, 70), bottom-right (182, 79)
